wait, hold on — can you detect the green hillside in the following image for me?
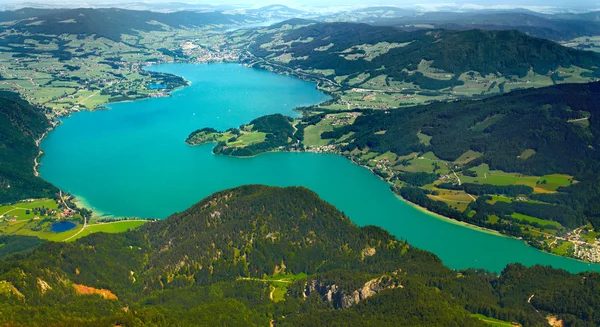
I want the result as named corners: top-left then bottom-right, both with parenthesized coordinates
top-left (1, 185), bottom-right (599, 326)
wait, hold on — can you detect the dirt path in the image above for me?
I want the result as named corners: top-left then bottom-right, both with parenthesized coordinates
top-left (238, 277), bottom-right (292, 283)
top-left (446, 163), bottom-right (476, 201)
top-left (568, 117), bottom-right (589, 123)
top-left (77, 90), bottom-right (101, 105)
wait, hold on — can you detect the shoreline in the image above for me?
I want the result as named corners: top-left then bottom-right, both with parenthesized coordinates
top-left (32, 65), bottom-right (192, 218)
top-left (33, 128), bottom-right (52, 177)
top-left (397, 194), bottom-right (505, 237)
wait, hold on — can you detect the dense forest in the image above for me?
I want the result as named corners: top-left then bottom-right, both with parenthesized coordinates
top-left (0, 92), bottom-right (58, 203)
top-left (0, 185), bottom-right (599, 326)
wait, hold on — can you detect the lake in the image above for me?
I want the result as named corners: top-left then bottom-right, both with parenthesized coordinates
top-left (39, 63), bottom-right (600, 273)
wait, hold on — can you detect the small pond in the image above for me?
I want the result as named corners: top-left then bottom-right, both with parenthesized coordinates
top-left (51, 221), bottom-right (77, 232)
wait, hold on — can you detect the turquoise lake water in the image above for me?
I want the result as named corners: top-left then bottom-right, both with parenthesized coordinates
top-left (39, 63), bottom-right (600, 273)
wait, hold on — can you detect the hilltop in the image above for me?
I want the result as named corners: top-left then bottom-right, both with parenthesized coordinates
top-left (1, 185), bottom-right (600, 326)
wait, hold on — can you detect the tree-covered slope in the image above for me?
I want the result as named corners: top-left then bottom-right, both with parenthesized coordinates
top-left (0, 92), bottom-right (57, 203)
top-left (1, 185), bottom-right (600, 326)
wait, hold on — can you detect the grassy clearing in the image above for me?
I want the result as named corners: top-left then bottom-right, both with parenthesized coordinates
top-left (239, 273), bottom-right (308, 302)
top-left (472, 314), bottom-right (519, 327)
top-left (469, 114), bottom-right (505, 132)
top-left (487, 195), bottom-right (512, 204)
top-left (417, 131), bottom-right (432, 145)
top-left (304, 124), bottom-right (333, 147)
top-left (511, 213), bottom-right (562, 228)
top-left (68, 220), bottom-right (148, 241)
top-left (427, 188), bottom-right (474, 211)
top-left (552, 241), bottom-right (574, 256)
top-left (459, 164), bottom-right (574, 192)
top-left (518, 149), bottom-right (536, 159)
top-left (417, 60), bottom-right (453, 80)
top-left (454, 150), bottom-right (482, 165)
top-left (227, 131), bottom-right (267, 148)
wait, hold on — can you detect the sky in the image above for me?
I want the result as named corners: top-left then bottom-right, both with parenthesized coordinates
top-left (1, 0), bottom-right (597, 12)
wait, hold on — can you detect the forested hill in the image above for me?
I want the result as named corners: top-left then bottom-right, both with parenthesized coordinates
top-left (1, 185), bottom-right (600, 326)
top-left (1, 8), bottom-right (253, 41)
top-left (242, 21), bottom-right (600, 89)
top-left (0, 92), bottom-right (57, 203)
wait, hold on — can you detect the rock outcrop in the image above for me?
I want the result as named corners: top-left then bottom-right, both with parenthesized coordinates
top-left (303, 274), bottom-right (401, 309)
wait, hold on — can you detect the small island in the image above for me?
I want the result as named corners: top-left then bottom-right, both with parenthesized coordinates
top-left (186, 114), bottom-right (300, 157)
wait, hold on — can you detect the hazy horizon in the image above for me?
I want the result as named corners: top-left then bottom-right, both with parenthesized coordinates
top-left (0, 0), bottom-right (598, 13)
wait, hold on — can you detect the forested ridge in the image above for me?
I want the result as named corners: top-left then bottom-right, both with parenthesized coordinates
top-left (243, 21), bottom-right (600, 89)
top-left (0, 92), bottom-right (58, 203)
top-left (0, 185), bottom-right (599, 326)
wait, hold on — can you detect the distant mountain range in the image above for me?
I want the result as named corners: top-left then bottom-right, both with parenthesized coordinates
top-left (1, 6), bottom-right (598, 42)
top-left (324, 7), bottom-right (600, 41)
top-left (0, 8), bottom-right (255, 41)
